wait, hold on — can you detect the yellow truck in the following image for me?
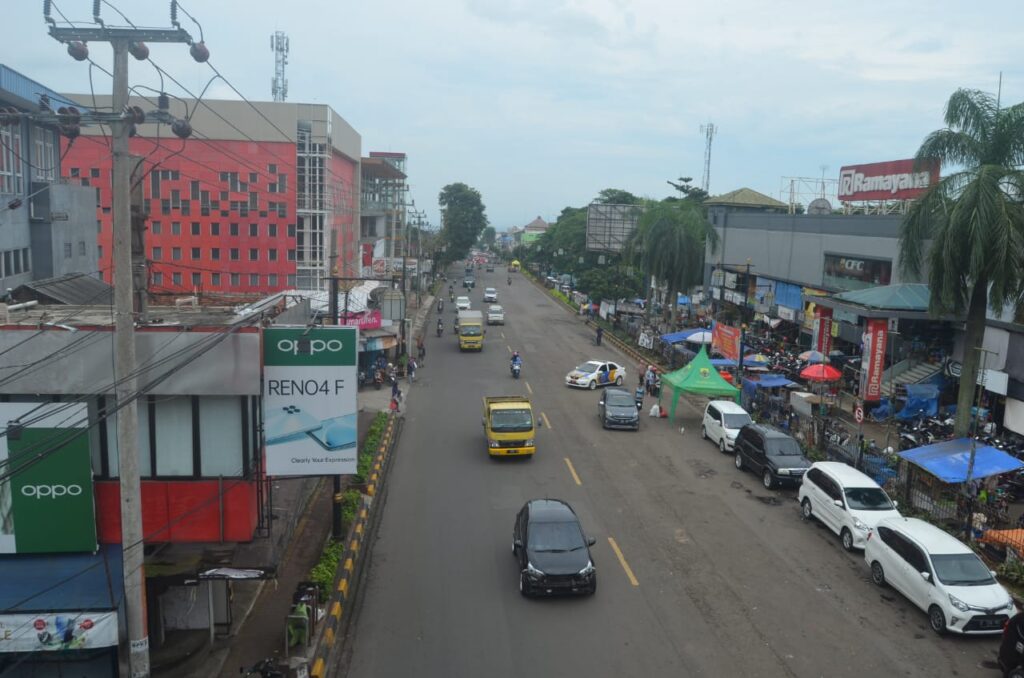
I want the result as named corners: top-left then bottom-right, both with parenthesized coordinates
top-left (482, 396), bottom-right (536, 457)
top-left (457, 310), bottom-right (484, 351)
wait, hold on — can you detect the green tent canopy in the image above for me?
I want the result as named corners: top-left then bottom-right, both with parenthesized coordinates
top-left (661, 346), bottom-right (741, 417)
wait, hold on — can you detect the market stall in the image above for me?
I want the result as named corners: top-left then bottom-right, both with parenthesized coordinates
top-left (661, 346), bottom-right (741, 418)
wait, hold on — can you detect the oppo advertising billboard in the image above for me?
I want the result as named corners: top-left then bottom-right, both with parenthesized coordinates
top-left (263, 327), bottom-right (359, 476)
top-left (0, 403), bottom-right (97, 554)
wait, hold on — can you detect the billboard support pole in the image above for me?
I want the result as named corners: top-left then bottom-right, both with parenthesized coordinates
top-left (328, 276), bottom-right (343, 539)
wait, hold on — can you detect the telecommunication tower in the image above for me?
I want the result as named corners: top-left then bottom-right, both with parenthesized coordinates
top-left (700, 122), bottom-right (716, 193)
top-left (271, 31), bottom-right (289, 102)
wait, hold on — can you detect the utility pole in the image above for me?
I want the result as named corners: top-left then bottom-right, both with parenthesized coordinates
top-left (46, 10), bottom-right (193, 678)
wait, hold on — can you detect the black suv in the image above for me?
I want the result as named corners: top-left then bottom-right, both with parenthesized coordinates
top-left (513, 499), bottom-right (596, 597)
top-left (733, 423), bottom-right (811, 489)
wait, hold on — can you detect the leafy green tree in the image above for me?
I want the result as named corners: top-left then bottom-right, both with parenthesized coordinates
top-left (596, 188), bottom-right (640, 205)
top-left (438, 183), bottom-right (488, 263)
top-left (480, 226), bottom-right (496, 246)
top-left (900, 88), bottom-right (1024, 437)
top-left (627, 200), bottom-right (717, 323)
top-left (666, 176), bottom-right (709, 204)
top-left (576, 267), bottom-right (640, 302)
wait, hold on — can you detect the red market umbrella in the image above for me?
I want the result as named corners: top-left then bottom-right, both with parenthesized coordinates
top-left (800, 364), bottom-right (841, 382)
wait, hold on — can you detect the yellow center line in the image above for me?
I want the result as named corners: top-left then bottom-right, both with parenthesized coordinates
top-left (541, 411), bottom-right (551, 429)
top-left (501, 332), bottom-right (505, 339)
top-left (563, 457), bottom-right (582, 485)
top-left (607, 537), bottom-right (640, 587)
top-left (525, 381), bottom-right (533, 395)
top-left (507, 345), bottom-right (512, 353)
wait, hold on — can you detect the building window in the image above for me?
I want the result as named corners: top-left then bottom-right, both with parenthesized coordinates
top-left (153, 271), bottom-right (163, 286)
top-left (191, 247), bottom-right (201, 260)
top-left (63, 242), bottom-right (72, 258)
top-left (269, 164), bottom-right (277, 174)
top-left (191, 272), bottom-right (201, 287)
top-left (171, 222), bottom-right (181, 235)
top-left (287, 249), bottom-right (296, 261)
top-left (287, 224), bottom-right (296, 238)
top-left (191, 222), bottom-right (201, 236)
top-left (97, 245), bottom-right (102, 260)
top-left (249, 248), bottom-right (259, 261)
top-left (287, 274), bottom-right (296, 287)
top-left (78, 241), bottom-right (86, 256)
top-left (199, 397), bottom-right (244, 476)
top-left (211, 272), bottom-right (221, 286)
top-left (210, 248), bottom-right (220, 261)
top-left (152, 247), bottom-right (162, 261)
top-left (172, 272), bottom-right (182, 286)
top-left (90, 168), bottom-right (100, 178)
top-left (0, 124), bottom-right (24, 194)
top-left (268, 224), bottom-right (277, 237)
top-left (32, 126), bottom-right (57, 181)
top-left (249, 273), bottom-right (259, 287)
top-left (230, 248), bottom-right (239, 261)
top-left (154, 397), bottom-right (194, 476)
top-left (268, 249), bottom-right (278, 261)
top-left (277, 174), bottom-right (287, 193)
top-left (70, 167), bottom-right (80, 178)
top-left (190, 181), bottom-right (200, 200)
top-left (249, 172), bottom-right (258, 184)
top-left (268, 273), bottom-right (278, 287)
top-left (230, 223), bottom-right (239, 236)
top-left (161, 199), bottom-right (170, 215)
top-left (151, 221), bottom-right (161, 235)
top-left (21, 249), bottom-right (28, 273)
top-left (210, 222), bottom-right (220, 236)
top-left (230, 272), bottom-right (240, 286)
top-left (172, 247), bottom-right (181, 261)
top-left (249, 223), bottom-right (258, 237)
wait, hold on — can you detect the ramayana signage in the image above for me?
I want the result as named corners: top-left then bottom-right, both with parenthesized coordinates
top-left (0, 403), bottom-right (97, 554)
top-left (263, 327), bottom-right (359, 476)
top-left (812, 306), bottom-right (834, 355)
top-left (0, 611), bottom-right (118, 652)
top-left (859, 319), bottom-right (888, 402)
top-left (838, 159), bottom-right (938, 202)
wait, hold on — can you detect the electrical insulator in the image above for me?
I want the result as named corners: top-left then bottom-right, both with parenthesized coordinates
top-left (128, 42), bottom-right (150, 61)
top-left (158, 93), bottom-right (170, 111)
top-left (7, 199), bottom-right (22, 211)
top-left (189, 41), bottom-right (209, 63)
top-left (171, 118), bottom-right (192, 139)
top-left (67, 41), bottom-right (89, 61)
top-left (57, 107), bottom-right (81, 139)
top-left (123, 106), bottom-right (146, 125)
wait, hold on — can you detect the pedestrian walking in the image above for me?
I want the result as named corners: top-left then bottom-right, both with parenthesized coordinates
top-left (389, 396), bottom-right (400, 414)
top-left (391, 375), bottom-right (400, 399)
top-left (417, 337), bottom-right (426, 364)
top-left (408, 358), bottom-right (417, 383)
top-left (595, 326), bottom-right (603, 346)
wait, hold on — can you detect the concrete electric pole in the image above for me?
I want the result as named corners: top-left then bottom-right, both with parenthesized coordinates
top-left (46, 7), bottom-right (194, 677)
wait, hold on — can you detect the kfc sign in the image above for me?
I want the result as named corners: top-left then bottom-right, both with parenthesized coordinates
top-left (838, 159), bottom-right (938, 202)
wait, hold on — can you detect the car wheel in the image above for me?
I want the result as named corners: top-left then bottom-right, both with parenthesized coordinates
top-left (519, 572), bottom-right (531, 597)
top-left (719, 438), bottom-right (727, 454)
top-left (734, 452), bottom-right (744, 470)
top-left (801, 498), bottom-right (813, 521)
top-left (840, 528), bottom-right (855, 552)
top-left (1008, 669), bottom-right (1024, 678)
top-left (615, 376), bottom-right (623, 386)
top-left (870, 561), bottom-right (886, 587)
top-left (701, 426), bottom-right (707, 440)
top-left (601, 419), bottom-right (607, 429)
top-left (928, 605), bottom-right (947, 635)
top-left (588, 380), bottom-right (597, 390)
top-left (762, 469), bottom-right (775, 490)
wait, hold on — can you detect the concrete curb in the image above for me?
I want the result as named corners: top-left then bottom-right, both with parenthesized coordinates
top-left (308, 414), bottom-right (399, 678)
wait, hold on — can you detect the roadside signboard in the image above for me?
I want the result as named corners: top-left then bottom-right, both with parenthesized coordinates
top-left (0, 403), bottom-right (97, 554)
top-left (0, 611), bottom-right (118, 651)
top-left (712, 323), bottom-right (742, 362)
top-left (854, 406), bottom-right (864, 423)
top-left (859, 319), bottom-right (888, 402)
top-left (263, 327), bottom-right (359, 476)
top-left (838, 159), bottom-right (938, 202)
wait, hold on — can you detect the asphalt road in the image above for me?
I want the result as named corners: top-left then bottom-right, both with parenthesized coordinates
top-left (343, 268), bottom-right (1001, 678)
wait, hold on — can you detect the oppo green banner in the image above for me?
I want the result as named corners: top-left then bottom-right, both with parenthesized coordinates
top-left (0, 403), bottom-right (97, 554)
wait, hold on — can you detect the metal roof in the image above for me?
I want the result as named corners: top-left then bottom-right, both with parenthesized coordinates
top-left (13, 273), bottom-right (113, 306)
top-left (705, 187), bottom-right (787, 208)
top-left (0, 63), bottom-right (72, 111)
top-left (832, 283), bottom-right (931, 311)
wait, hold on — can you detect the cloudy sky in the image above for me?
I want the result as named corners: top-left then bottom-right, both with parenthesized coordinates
top-left (7, 1), bottom-right (1023, 230)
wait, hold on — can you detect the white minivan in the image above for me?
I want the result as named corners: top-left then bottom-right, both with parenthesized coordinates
top-left (701, 400), bottom-right (752, 452)
top-left (799, 462), bottom-right (901, 551)
top-left (865, 516), bottom-right (1016, 635)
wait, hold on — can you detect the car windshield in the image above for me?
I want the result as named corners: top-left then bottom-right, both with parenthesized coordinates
top-left (461, 325), bottom-right (482, 336)
top-left (491, 409), bottom-right (533, 432)
top-left (765, 437), bottom-right (802, 456)
top-left (486, 288), bottom-right (496, 294)
top-left (605, 392), bottom-right (635, 407)
top-left (844, 487), bottom-right (895, 511)
top-left (723, 413), bottom-right (752, 429)
top-left (528, 521), bottom-right (586, 552)
top-left (930, 553), bottom-right (995, 586)
top-left (457, 298), bottom-right (469, 304)
top-left (576, 362), bottom-right (602, 373)
top-left (489, 306), bottom-right (503, 313)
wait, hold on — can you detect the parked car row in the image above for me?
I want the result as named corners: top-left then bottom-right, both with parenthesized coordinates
top-left (700, 399), bottom-right (1018, 639)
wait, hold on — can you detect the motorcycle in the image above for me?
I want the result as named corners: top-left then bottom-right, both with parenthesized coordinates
top-left (240, 659), bottom-right (284, 678)
top-left (511, 361), bottom-right (521, 379)
top-left (437, 323), bottom-right (444, 338)
top-left (507, 277), bottom-right (512, 286)
top-left (438, 299), bottom-right (444, 313)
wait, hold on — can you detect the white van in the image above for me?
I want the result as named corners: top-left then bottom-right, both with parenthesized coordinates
top-left (799, 462), bottom-right (901, 551)
top-left (701, 400), bottom-right (752, 452)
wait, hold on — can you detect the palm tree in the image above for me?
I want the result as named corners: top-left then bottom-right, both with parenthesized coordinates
top-left (900, 88), bottom-right (1024, 437)
top-left (628, 201), bottom-right (717, 325)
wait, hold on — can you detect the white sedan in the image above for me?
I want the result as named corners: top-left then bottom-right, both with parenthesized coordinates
top-left (483, 287), bottom-right (498, 302)
top-left (455, 296), bottom-right (471, 311)
top-left (487, 304), bottom-right (505, 325)
top-left (565, 360), bottom-right (626, 390)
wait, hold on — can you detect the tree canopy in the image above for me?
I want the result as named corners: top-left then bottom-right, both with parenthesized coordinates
top-left (438, 182), bottom-right (488, 263)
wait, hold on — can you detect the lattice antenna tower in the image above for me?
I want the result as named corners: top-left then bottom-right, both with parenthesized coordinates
top-left (271, 31), bottom-right (289, 102)
top-left (700, 122), bottom-right (716, 193)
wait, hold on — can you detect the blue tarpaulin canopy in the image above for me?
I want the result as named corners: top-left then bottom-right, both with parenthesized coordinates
top-left (710, 358), bottom-right (736, 367)
top-left (677, 294), bottom-right (691, 305)
top-left (899, 438), bottom-right (1024, 483)
top-left (660, 328), bottom-right (705, 344)
top-left (744, 375), bottom-right (795, 389)
top-left (895, 383), bottom-right (939, 420)
top-left (0, 544), bottom-right (123, 612)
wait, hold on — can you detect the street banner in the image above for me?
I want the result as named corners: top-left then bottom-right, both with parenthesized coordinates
top-left (812, 306), bottom-right (833, 355)
top-left (859, 318), bottom-right (888, 402)
top-left (0, 403), bottom-right (97, 554)
top-left (263, 327), bottom-right (359, 476)
top-left (712, 323), bottom-right (742, 361)
top-left (0, 611), bottom-right (118, 651)
top-left (340, 309), bottom-right (382, 330)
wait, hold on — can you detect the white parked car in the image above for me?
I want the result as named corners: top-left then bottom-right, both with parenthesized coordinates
top-left (455, 296), bottom-right (471, 311)
top-left (565, 360), bottom-right (625, 390)
top-left (701, 400), bottom-right (751, 453)
top-left (865, 516), bottom-right (1016, 635)
top-left (483, 287), bottom-right (498, 303)
top-left (799, 462), bottom-right (901, 551)
top-left (487, 304), bottom-right (505, 325)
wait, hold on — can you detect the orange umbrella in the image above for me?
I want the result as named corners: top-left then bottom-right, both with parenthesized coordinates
top-left (800, 364), bottom-right (841, 382)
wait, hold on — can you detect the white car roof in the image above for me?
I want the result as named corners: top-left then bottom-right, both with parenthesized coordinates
top-left (488, 305), bottom-right (502, 310)
top-left (876, 516), bottom-right (972, 554)
top-left (485, 287), bottom-right (496, 292)
top-left (810, 461), bottom-right (883, 489)
top-left (706, 400), bottom-right (749, 415)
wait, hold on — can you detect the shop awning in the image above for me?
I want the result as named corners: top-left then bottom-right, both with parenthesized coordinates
top-left (0, 545), bottom-right (123, 613)
top-left (661, 328), bottom-right (702, 344)
top-left (744, 375), bottom-right (795, 389)
top-left (898, 438), bottom-right (1024, 483)
top-left (360, 328), bottom-right (398, 351)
